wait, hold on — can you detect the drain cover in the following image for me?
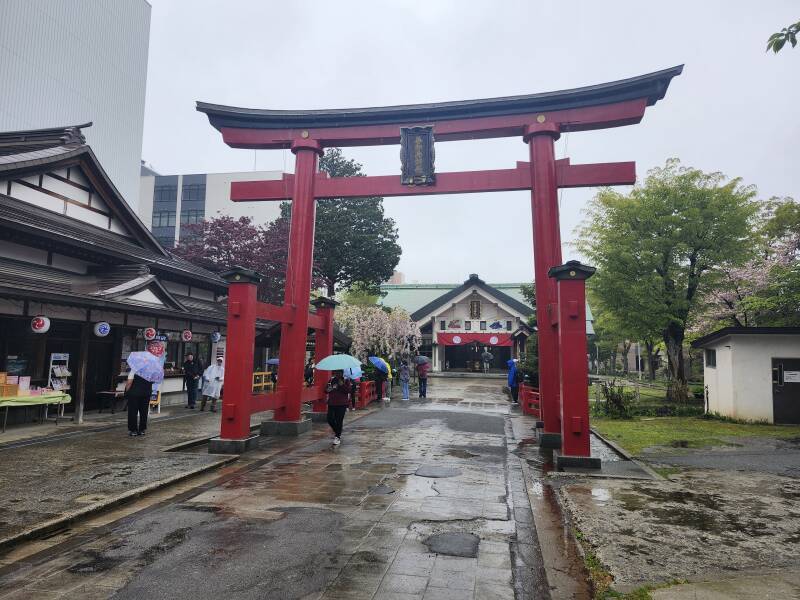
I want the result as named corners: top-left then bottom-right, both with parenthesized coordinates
top-left (415, 465), bottom-right (461, 478)
top-left (424, 532), bottom-right (480, 557)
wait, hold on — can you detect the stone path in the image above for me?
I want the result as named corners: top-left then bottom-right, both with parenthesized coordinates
top-left (0, 409), bottom-right (242, 546)
top-left (0, 376), bottom-right (574, 599)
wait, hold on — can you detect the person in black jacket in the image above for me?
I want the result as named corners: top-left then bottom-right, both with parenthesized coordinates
top-left (182, 353), bottom-right (202, 409)
top-left (126, 370), bottom-right (153, 436)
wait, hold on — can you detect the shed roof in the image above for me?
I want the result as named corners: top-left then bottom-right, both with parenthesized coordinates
top-left (692, 327), bottom-right (800, 348)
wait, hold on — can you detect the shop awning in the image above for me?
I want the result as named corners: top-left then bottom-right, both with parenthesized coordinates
top-left (437, 333), bottom-right (512, 347)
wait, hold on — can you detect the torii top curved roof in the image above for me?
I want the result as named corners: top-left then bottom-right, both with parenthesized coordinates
top-left (197, 65), bottom-right (683, 131)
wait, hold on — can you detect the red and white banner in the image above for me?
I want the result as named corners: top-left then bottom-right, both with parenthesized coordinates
top-left (437, 332), bottom-right (512, 347)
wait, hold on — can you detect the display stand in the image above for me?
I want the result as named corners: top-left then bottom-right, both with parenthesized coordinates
top-left (47, 353), bottom-right (70, 421)
top-left (48, 353), bottom-right (71, 393)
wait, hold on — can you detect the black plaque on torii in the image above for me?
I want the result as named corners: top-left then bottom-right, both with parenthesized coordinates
top-left (400, 126), bottom-right (435, 185)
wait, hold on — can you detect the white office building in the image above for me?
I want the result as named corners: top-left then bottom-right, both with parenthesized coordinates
top-left (138, 169), bottom-right (283, 247)
top-left (0, 0), bottom-right (151, 207)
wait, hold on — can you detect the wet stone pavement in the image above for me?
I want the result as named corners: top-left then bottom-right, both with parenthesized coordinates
top-left (0, 377), bottom-right (562, 599)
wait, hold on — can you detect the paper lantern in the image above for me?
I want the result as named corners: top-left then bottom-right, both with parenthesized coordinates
top-left (144, 327), bottom-right (157, 340)
top-left (210, 331), bottom-right (222, 343)
top-left (94, 322), bottom-right (111, 337)
top-left (31, 316), bottom-right (50, 334)
top-left (181, 330), bottom-right (193, 342)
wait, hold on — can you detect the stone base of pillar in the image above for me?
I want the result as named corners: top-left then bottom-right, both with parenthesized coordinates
top-left (310, 412), bottom-right (328, 423)
top-left (554, 451), bottom-right (601, 470)
top-left (261, 418), bottom-right (312, 436)
top-left (539, 432), bottom-right (562, 449)
top-left (208, 435), bottom-right (260, 454)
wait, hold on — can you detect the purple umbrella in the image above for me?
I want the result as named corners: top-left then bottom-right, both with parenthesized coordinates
top-left (127, 351), bottom-right (165, 384)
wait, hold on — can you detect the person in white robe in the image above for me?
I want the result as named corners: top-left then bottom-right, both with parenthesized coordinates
top-left (201, 357), bottom-right (224, 412)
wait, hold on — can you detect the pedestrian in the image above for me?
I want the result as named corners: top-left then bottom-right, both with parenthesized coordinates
top-left (201, 357), bottom-right (224, 412)
top-left (416, 359), bottom-right (429, 398)
top-left (481, 348), bottom-right (494, 373)
top-left (182, 352), bottom-right (202, 409)
top-left (373, 367), bottom-right (387, 402)
top-left (126, 366), bottom-right (153, 437)
top-left (304, 358), bottom-right (314, 386)
top-left (325, 370), bottom-right (352, 446)
top-left (270, 365), bottom-right (278, 387)
top-left (507, 359), bottom-right (521, 403)
top-left (399, 360), bottom-right (410, 400)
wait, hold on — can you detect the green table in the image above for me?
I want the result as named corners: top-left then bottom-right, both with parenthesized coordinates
top-left (0, 392), bottom-right (72, 432)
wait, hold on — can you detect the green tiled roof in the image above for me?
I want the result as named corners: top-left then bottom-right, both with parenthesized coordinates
top-left (380, 282), bottom-right (530, 314)
top-left (380, 281), bottom-right (594, 334)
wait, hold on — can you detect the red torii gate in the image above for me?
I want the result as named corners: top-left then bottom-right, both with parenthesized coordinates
top-left (199, 65), bottom-right (682, 465)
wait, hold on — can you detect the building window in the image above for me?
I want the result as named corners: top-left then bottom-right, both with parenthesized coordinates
top-left (153, 211), bottom-right (176, 227)
top-left (480, 321), bottom-right (487, 330)
top-left (506, 321), bottom-right (512, 331)
top-left (705, 349), bottom-right (716, 368)
top-left (180, 177), bottom-right (206, 228)
top-left (180, 209), bottom-right (204, 225)
top-left (465, 321), bottom-right (471, 330)
top-left (439, 320), bottom-right (446, 331)
top-left (470, 300), bottom-right (481, 319)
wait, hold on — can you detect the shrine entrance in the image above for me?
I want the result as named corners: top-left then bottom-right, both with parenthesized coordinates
top-left (198, 65), bottom-right (682, 464)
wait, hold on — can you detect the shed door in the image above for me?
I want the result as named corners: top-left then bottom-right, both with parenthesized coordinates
top-left (772, 358), bottom-right (800, 424)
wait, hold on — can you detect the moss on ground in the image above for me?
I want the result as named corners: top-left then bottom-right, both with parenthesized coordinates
top-left (592, 416), bottom-right (800, 455)
top-left (575, 528), bottom-right (681, 599)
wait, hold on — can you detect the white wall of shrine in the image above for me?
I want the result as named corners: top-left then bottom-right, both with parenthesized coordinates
top-left (1, 167), bottom-right (134, 237)
top-left (431, 288), bottom-right (523, 334)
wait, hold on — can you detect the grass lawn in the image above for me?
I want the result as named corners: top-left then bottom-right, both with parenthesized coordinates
top-left (591, 416), bottom-right (800, 455)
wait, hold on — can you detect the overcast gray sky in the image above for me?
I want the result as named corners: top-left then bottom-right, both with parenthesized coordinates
top-left (142, 0), bottom-right (800, 284)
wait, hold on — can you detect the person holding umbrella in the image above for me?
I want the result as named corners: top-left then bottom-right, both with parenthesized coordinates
top-left (315, 354), bottom-right (362, 441)
top-left (125, 351), bottom-right (164, 437)
top-left (369, 357), bottom-right (390, 401)
top-left (325, 369), bottom-right (353, 445)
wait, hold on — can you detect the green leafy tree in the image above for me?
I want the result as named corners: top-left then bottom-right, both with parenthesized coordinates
top-left (340, 282), bottom-right (383, 306)
top-left (767, 20), bottom-right (800, 53)
top-left (577, 159), bottom-right (760, 400)
top-left (278, 148), bottom-right (401, 297)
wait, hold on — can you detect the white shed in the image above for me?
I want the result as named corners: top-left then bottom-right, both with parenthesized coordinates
top-left (692, 327), bottom-right (800, 424)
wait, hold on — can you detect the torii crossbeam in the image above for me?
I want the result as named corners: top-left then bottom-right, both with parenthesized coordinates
top-left (198, 65), bottom-right (682, 462)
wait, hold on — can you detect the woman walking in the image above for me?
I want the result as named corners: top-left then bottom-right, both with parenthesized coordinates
top-left (325, 370), bottom-right (352, 446)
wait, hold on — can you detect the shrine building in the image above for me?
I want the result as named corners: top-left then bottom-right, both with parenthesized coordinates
top-left (380, 274), bottom-right (594, 372)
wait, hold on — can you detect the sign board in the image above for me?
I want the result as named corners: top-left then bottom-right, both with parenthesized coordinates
top-left (784, 371), bottom-right (800, 383)
top-left (400, 126), bottom-right (435, 185)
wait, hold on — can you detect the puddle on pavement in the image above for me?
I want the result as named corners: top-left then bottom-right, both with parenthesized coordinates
top-left (415, 465), bottom-right (461, 478)
top-left (446, 448), bottom-right (479, 459)
top-left (67, 550), bottom-right (123, 574)
top-left (424, 532), bottom-right (480, 557)
top-left (368, 484), bottom-right (395, 495)
top-left (393, 474), bottom-right (439, 498)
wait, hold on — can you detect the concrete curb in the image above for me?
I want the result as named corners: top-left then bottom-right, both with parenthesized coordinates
top-left (590, 427), bottom-right (663, 480)
top-left (0, 455), bottom-right (237, 553)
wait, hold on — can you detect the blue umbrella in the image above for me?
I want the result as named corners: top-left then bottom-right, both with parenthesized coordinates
top-left (415, 356), bottom-right (431, 365)
top-left (343, 366), bottom-right (363, 380)
top-left (369, 356), bottom-right (389, 373)
top-left (127, 351), bottom-right (165, 384)
top-left (315, 354), bottom-right (361, 370)
top-left (266, 358), bottom-right (280, 365)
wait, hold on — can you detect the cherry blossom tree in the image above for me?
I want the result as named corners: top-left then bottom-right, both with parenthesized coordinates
top-left (335, 305), bottom-right (420, 363)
